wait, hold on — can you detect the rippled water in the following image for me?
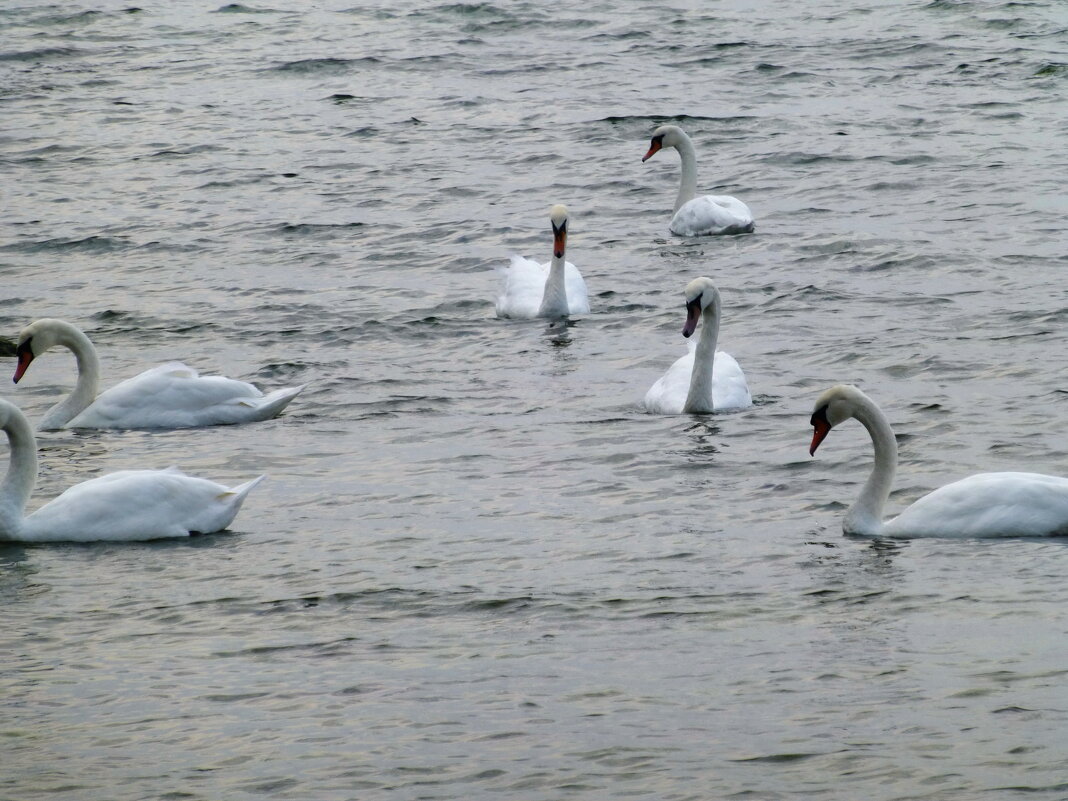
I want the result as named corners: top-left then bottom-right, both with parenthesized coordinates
top-left (3, 1), bottom-right (1068, 799)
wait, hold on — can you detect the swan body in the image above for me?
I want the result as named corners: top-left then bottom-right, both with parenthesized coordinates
top-left (496, 204), bottom-right (590, 319)
top-left (0, 398), bottom-right (264, 542)
top-left (643, 277), bottom-right (751, 414)
top-left (643, 124), bottom-right (754, 237)
top-left (14, 319), bottom-right (304, 431)
top-left (810, 384), bottom-right (1068, 538)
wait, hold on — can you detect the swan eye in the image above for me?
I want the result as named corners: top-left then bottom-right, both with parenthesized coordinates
top-left (810, 405), bottom-right (830, 429)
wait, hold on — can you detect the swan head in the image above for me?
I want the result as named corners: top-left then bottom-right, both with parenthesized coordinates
top-left (550, 204), bottom-right (568, 259)
top-left (642, 124), bottom-right (687, 162)
top-left (13, 318), bottom-right (66, 384)
top-left (682, 276), bottom-right (719, 338)
top-left (809, 384), bottom-right (868, 456)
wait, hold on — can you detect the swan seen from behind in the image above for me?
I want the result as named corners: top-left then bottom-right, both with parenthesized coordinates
top-left (809, 384), bottom-right (1068, 538)
top-left (643, 124), bottom-right (754, 237)
top-left (0, 398), bottom-right (264, 542)
top-left (13, 318), bottom-right (304, 430)
top-left (643, 277), bottom-right (751, 414)
top-left (495, 204), bottom-right (590, 319)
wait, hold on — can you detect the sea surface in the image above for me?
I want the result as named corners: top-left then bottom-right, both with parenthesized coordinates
top-left (2, 1), bottom-right (1068, 799)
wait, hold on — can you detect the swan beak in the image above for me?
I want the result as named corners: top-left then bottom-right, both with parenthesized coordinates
top-left (642, 140), bottom-right (662, 162)
top-left (13, 342), bottom-right (34, 384)
top-left (682, 297), bottom-right (701, 338)
top-left (809, 407), bottom-right (832, 456)
top-left (552, 220), bottom-right (567, 259)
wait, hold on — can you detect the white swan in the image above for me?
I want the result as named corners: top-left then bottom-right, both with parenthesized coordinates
top-left (643, 277), bottom-right (751, 414)
top-left (810, 384), bottom-right (1068, 538)
top-left (495, 204), bottom-right (590, 319)
top-left (13, 319), bottom-right (304, 431)
top-left (642, 124), bottom-right (755, 237)
top-left (0, 398), bottom-right (264, 542)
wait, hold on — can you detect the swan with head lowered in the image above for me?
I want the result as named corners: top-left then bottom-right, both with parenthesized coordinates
top-left (495, 204), bottom-right (590, 319)
top-left (14, 319), bottom-right (304, 430)
top-left (643, 124), bottom-right (754, 237)
top-left (0, 398), bottom-right (264, 542)
top-left (643, 277), bottom-right (751, 414)
top-left (809, 384), bottom-right (1068, 538)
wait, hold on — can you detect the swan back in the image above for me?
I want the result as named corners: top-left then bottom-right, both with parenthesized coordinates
top-left (22, 470), bottom-right (267, 542)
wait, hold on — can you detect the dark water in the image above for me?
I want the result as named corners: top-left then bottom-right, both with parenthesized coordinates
top-left (3, 1), bottom-right (1068, 799)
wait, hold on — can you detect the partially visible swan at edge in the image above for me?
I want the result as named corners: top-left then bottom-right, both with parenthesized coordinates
top-left (809, 384), bottom-right (1068, 538)
top-left (0, 398), bottom-right (264, 542)
top-left (13, 318), bottom-right (305, 431)
top-left (642, 124), bottom-right (755, 237)
top-left (495, 204), bottom-right (590, 319)
top-left (643, 277), bottom-right (751, 414)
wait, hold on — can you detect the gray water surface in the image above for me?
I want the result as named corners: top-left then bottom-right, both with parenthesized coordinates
top-left (3, 1), bottom-right (1068, 799)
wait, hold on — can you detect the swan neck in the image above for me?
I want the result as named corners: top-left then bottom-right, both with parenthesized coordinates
top-left (0, 410), bottom-right (36, 538)
top-left (673, 133), bottom-right (699, 213)
top-left (845, 396), bottom-right (898, 537)
top-left (683, 295), bottom-right (721, 413)
top-left (41, 324), bottom-right (101, 429)
top-left (537, 254), bottom-right (569, 318)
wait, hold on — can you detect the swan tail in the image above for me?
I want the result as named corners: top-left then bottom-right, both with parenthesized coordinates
top-left (218, 474), bottom-right (267, 502)
top-left (242, 384), bottom-right (305, 418)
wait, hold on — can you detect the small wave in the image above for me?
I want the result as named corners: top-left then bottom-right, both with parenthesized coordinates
top-left (729, 752), bottom-right (825, 764)
top-left (28, 9), bottom-right (105, 26)
top-left (273, 222), bottom-right (365, 237)
top-left (213, 3), bottom-right (279, 13)
top-left (270, 57), bottom-right (379, 74)
top-left (0, 235), bottom-right (130, 254)
top-left (148, 144), bottom-right (223, 159)
top-left (0, 47), bottom-right (83, 62)
top-left (1032, 62), bottom-right (1068, 78)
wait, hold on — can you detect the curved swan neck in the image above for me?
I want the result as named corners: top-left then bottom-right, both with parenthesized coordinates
top-left (0, 407), bottom-right (36, 538)
top-left (845, 395), bottom-right (898, 537)
top-left (683, 293), bottom-right (721, 413)
top-left (538, 253), bottom-right (569, 318)
top-left (672, 132), bottom-right (699, 213)
top-left (39, 322), bottom-right (101, 430)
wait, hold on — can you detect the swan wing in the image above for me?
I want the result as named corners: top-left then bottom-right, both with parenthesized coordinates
top-left (643, 345), bottom-right (695, 415)
top-left (563, 262), bottom-right (590, 315)
top-left (22, 470), bottom-right (266, 542)
top-left (710, 351), bottom-right (752, 411)
top-left (885, 472), bottom-right (1068, 538)
top-left (67, 362), bottom-right (301, 429)
top-left (670, 195), bottom-right (755, 237)
top-left (495, 255), bottom-right (548, 319)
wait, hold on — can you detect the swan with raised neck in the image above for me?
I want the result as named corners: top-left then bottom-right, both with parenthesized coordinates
top-left (0, 397), bottom-right (265, 542)
top-left (642, 277), bottom-right (751, 414)
top-left (642, 124), bottom-right (755, 236)
top-left (13, 318), bottom-right (304, 430)
top-left (495, 204), bottom-right (590, 319)
top-left (809, 384), bottom-right (1068, 538)
top-left (537, 204), bottom-right (572, 318)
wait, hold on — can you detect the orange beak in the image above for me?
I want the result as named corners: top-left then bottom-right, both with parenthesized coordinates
top-left (809, 416), bottom-right (831, 456)
top-left (13, 344), bottom-right (34, 384)
top-left (552, 222), bottom-right (567, 259)
top-left (642, 140), bottom-right (662, 162)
